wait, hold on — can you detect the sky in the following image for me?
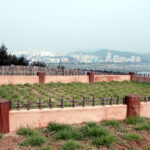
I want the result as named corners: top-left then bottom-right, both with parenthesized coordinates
top-left (0, 0), bottom-right (150, 53)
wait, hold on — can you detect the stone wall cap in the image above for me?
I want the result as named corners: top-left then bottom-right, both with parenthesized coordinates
top-left (0, 98), bottom-right (9, 103)
top-left (125, 94), bottom-right (141, 98)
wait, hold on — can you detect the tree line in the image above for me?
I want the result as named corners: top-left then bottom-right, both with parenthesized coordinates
top-left (0, 44), bottom-right (46, 67)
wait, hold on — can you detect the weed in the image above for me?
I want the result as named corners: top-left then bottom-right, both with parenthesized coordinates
top-left (134, 123), bottom-right (150, 131)
top-left (16, 127), bottom-right (38, 137)
top-left (125, 116), bottom-right (146, 125)
top-left (0, 133), bottom-right (3, 139)
top-left (102, 120), bottom-right (120, 127)
top-left (92, 134), bottom-right (117, 147)
top-left (21, 135), bottom-right (46, 147)
top-left (123, 133), bottom-right (142, 141)
top-left (59, 141), bottom-right (83, 150)
top-left (40, 147), bottom-right (53, 150)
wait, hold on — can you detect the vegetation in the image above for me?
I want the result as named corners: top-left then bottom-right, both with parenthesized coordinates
top-left (0, 133), bottom-right (3, 139)
top-left (123, 133), bottom-right (142, 141)
top-left (30, 61), bottom-right (46, 67)
top-left (125, 116), bottom-right (146, 125)
top-left (134, 123), bottom-right (150, 131)
top-left (59, 141), bottom-right (83, 150)
top-left (101, 120), bottom-right (120, 127)
top-left (1, 81), bottom-right (150, 107)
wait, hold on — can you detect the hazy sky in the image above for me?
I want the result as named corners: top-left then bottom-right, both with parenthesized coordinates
top-left (0, 0), bottom-right (150, 53)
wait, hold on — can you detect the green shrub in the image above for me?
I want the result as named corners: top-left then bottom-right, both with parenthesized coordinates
top-left (92, 134), bottom-right (117, 147)
top-left (59, 141), bottom-right (83, 150)
top-left (102, 120), bottom-right (120, 127)
top-left (0, 133), bottom-right (3, 139)
top-left (47, 123), bottom-right (72, 132)
top-left (21, 135), bottom-right (46, 147)
top-left (125, 116), bottom-right (146, 125)
top-left (54, 128), bottom-right (83, 140)
top-left (16, 127), bottom-right (38, 137)
top-left (123, 133), bottom-right (142, 141)
top-left (40, 147), bottom-right (53, 150)
top-left (134, 123), bottom-right (150, 131)
top-left (82, 123), bottom-right (108, 138)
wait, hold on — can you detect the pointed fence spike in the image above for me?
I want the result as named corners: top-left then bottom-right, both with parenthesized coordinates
top-left (61, 97), bottom-right (64, 108)
top-left (92, 97), bottom-right (95, 106)
top-left (49, 98), bottom-right (52, 109)
top-left (27, 99), bottom-right (30, 110)
top-left (72, 97), bottom-right (75, 107)
top-left (83, 97), bottom-right (85, 107)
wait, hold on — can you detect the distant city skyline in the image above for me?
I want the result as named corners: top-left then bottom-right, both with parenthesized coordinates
top-left (0, 0), bottom-right (150, 53)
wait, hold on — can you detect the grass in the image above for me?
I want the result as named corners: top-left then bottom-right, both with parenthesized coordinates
top-left (16, 127), bottom-right (38, 137)
top-left (1, 81), bottom-right (150, 106)
top-left (0, 133), bottom-right (3, 139)
top-left (101, 120), bottom-right (120, 127)
top-left (125, 116), bottom-right (146, 125)
top-left (59, 141), bottom-right (83, 150)
top-left (21, 135), bottom-right (46, 147)
top-left (134, 123), bottom-right (150, 131)
top-left (123, 133), bottom-right (142, 141)
top-left (40, 147), bottom-right (53, 150)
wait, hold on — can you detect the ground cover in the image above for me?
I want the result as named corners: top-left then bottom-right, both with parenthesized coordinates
top-left (0, 81), bottom-right (150, 107)
top-left (1, 117), bottom-right (150, 150)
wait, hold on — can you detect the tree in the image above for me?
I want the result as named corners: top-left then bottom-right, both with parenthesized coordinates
top-left (0, 44), bottom-right (8, 65)
top-left (30, 61), bottom-right (46, 67)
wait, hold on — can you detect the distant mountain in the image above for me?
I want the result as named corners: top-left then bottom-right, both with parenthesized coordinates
top-left (69, 49), bottom-right (150, 63)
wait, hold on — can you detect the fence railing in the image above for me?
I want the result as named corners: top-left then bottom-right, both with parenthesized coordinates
top-left (9, 96), bottom-right (126, 110)
top-left (135, 74), bottom-right (150, 78)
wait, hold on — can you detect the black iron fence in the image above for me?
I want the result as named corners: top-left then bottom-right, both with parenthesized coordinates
top-left (135, 73), bottom-right (150, 78)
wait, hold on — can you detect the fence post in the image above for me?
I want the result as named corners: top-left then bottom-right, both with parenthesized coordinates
top-left (125, 95), bottom-right (141, 117)
top-left (88, 72), bottom-right (95, 83)
top-left (0, 99), bottom-right (9, 134)
top-left (37, 72), bottom-right (46, 84)
top-left (129, 72), bottom-right (135, 80)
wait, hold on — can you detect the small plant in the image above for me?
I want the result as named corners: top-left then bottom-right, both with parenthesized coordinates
top-left (40, 147), bottom-right (53, 150)
top-left (21, 135), bottom-right (46, 147)
top-left (0, 133), bottom-right (3, 139)
top-left (54, 128), bottom-right (83, 140)
top-left (123, 133), bottom-right (142, 141)
top-left (125, 116), bottom-right (146, 125)
top-left (59, 141), bottom-right (83, 150)
top-left (17, 127), bottom-right (38, 137)
top-left (92, 134), bottom-right (117, 147)
top-left (102, 120), bottom-right (120, 127)
top-left (134, 123), bottom-right (150, 131)
top-left (47, 123), bottom-right (72, 132)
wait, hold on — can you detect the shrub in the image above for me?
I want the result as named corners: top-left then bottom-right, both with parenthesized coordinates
top-left (123, 133), bottom-right (142, 141)
top-left (0, 133), bottom-right (3, 139)
top-left (16, 127), bottom-right (38, 137)
top-left (21, 135), bottom-right (46, 147)
top-left (54, 128), bottom-right (83, 140)
top-left (59, 141), bottom-right (83, 150)
top-left (102, 120), bottom-right (120, 127)
top-left (125, 116), bottom-right (146, 125)
top-left (40, 147), bottom-right (53, 150)
top-left (134, 123), bottom-right (150, 131)
top-left (47, 123), bottom-right (72, 132)
top-left (92, 134), bottom-right (117, 147)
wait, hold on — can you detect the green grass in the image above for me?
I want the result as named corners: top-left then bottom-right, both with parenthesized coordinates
top-left (125, 116), bottom-right (146, 125)
top-left (1, 81), bottom-right (150, 107)
top-left (21, 135), bottom-right (46, 147)
top-left (0, 133), bottom-right (3, 139)
top-left (40, 147), bottom-right (53, 150)
top-left (16, 127), bottom-right (38, 137)
top-left (134, 123), bottom-right (150, 131)
top-left (123, 133), bottom-right (142, 141)
top-left (102, 120), bottom-right (120, 127)
top-left (59, 141), bottom-right (83, 150)
top-left (92, 134), bottom-right (117, 148)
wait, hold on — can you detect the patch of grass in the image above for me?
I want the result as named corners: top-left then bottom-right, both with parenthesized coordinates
top-left (92, 134), bottom-right (117, 148)
top-left (0, 133), bottom-right (3, 139)
top-left (54, 128), bottom-right (83, 140)
top-left (59, 141), bottom-right (83, 150)
top-left (144, 146), bottom-right (150, 150)
top-left (134, 123), bottom-right (150, 131)
top-left (123, 133), bottom-right (142, 141)
top-left (40, 147), bottom-right (53, 150)
top-left (16, 127), bottom-right (38, 137)
top-left (102, 120), bottom-right (120, 127)
top-left (21, 135), bottom-right (46, 147)
top-left (47, 123), bottom-right (72, 132)
top-left (125, 116), bottom-right (146, 125)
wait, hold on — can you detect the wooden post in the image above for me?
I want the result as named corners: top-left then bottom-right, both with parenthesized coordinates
top-left (0, 99), bottom-right (9, 134)
top-left (88, 72), bottom-right (94, 83)
top-left (37, 72), bottom-right (46, 84)
top-left (129, 72), bottom-right (135, 80)
top-left (125, 95), bottom-right (141, 117)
